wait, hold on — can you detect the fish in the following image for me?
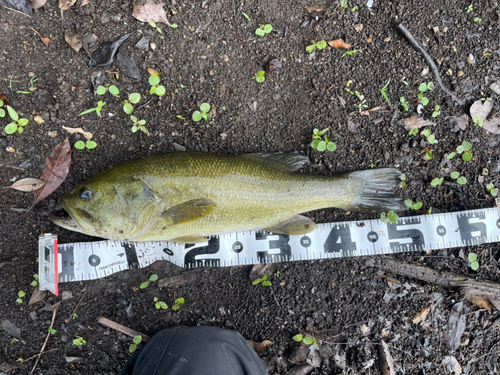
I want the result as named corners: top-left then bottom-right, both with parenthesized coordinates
top-left (49, 152), bottom-right (406, 243)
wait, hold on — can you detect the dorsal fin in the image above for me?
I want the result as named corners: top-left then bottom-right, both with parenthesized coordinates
top-left (240, 153), bottom-right (309, 171)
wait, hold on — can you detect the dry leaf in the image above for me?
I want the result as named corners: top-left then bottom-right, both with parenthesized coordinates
top-left (4, 178), bottom-right (46, 192)
top-left (305, 6), bottom-right (324, 12)
top-left (32, 0), bottom-right (48, 10)
top-left (62, 126), bottom-right (93, 140)
top-left (443, 356), bottom-right (462, 374)
top-left (29, 285), bottom-right (47, 305)
top-left (132, 0), bottom-right (171, 25)
top-left (64, 32), bottom-right (83, 52)
top-left (354, 24), bottom-right (363, 32)
top-left (59, 0), bottom-right (77, 10)
top-left (147, 67), bottom-right (161, 76)
top-left (445, 301), bottom-right (465, 351)
top-left (31, 138), bottom-right (72, 209)
top-left (412, 305), bottom-right (431, 324)
top-left (384, 36), bottom-right (392, 42)
top-left (470, 99), bottom-right (500, 134)
top-left (327, 39), bottom-right (352, 50)
top-left (401, 116), bottom-right (436, 130)
top-left (377, 340), bottom-right (395, 375)
top-left (80, 0), bottom-right (91, 6)
top-left (28, 27), bottom-right (49, 46)
top-left (450, 114), bottom-right (468, 130)
top-left (467, 296), bottom-right (495, 310)
top-left (247, 339), bottom-right (273, 354)
top-left (34, 115), bottom-right (45, 125)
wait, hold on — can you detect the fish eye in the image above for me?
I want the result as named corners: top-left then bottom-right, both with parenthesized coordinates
top-left (78, 186), bottom-right (92, 201)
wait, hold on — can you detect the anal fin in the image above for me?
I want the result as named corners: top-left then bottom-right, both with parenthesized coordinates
top-left (264, 215), bottom-right (316, 235)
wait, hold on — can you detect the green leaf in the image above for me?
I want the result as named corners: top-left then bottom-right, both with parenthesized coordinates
top-left (0, 108), bottom-right (5, 117)
top-left (150, 86), bottom-right (156, 95)
top-left (412, 202), bottom-right (423, 210)
top-left (418, 83), bottom-right (427, 92)
top-left (303, 336), bottom-right (313, 345)
top-left (201, 112), bottom-right (208, 120)
top-left (256, 76), bottom-right (265, 83)
top-left (457, 176), bottom-right (467, 185)
top-left (317, 141), bottom-right (326, 151)
top-left (16, 298), bottom-right (22, 304)
top-left (262, 280), bottom-right (272, 286)
top-left (129, 344), bottom-right (137, 353)
top-left (160, 302), bottom-right (168, 309)
top-left (18, 291), bottom-right (25, 298)
top-left (17, 126), bottom-right (24, 134)
top-left (5, 123), bottom-right (18, 134)
top-left (7, 106), bottom-right (18, 121)
top-left (468, 253), bottom-right (477, 262)
top-left (399, 181), bottom-right (406, 188)
top-left (86, 141), bottom-right (97, 149)
top-left (124, 103), bottom-right (134, 115)
top-left (430, 177), bottom-right (443, 186)
top-left (129, 93), bottom-right (141, 104)
top-left (200, 103), bottom-right (211, 113)
top-left (425, 150), bottom-right (433, 160)
top-left (310, 140), bottom-right (320, 149)
top-left (471, 261), bottom-right (479, 271)
top-left (400, 174), bottom-right (406, 181)
top-left (172, 304), bottom-right (180, 310)
top-left (263, 24), bottom-right (272, 33)
top-left (491, 188), bottom-right (498, 197)
top-left (255, 28), bottom-right (265, 37)
top-left (175, 298), bottom-right (185, 305)
top-left (305, 44), bottom-right (316, 54)
top-left (96, 86), bottom-right (106, 95)
top-left (450, 171), bottom-right (460, 179)
top-left (149, 274), bottom-right (158, 282)
top-left (109, 85), bottom-right (119, 95)
top-left (242, 12), bottom-right (251, 21)
top-left (380, 212), bottom-right (386, 223)
top-left (156, 86), bottom-right (166, 96)
top-left (149, 75), bottom-right (160, 85)
top-left (427, 135), bottom-right (435, 144)
top-left (404, 199), bottom-right (413, 208)
top-left (192, 111), bottom-right (202, 122)
top-left (140, 281), bottom-right (149, 289)
top-left (138, 120), bottom-right (146, 125)
top-left (421, 97), bottom-right (429, 106)
top-left (327, 142), bottom-right (336, 151)
top-left (462, 141), bottom-right (472, 151)
top-left (155, 302), bottom-right (161, 309)
top-left (79, 107), bottom-right (97, 116)
top-left (316, 40), bottom-right (327, 49)
top-left (387, 211), bottom-right (399, 223)
top-left (141, 127), bottom-right (147, 134)
top-left (422, 129), bottom-right (431, 137)
top-left (292, 334), bottom-right (303, 342)
top-left (427, 82), bottom-right (435, 90)
top-left (74, 141), bottom-right (85, 149)
top-left (0, 99), bottom-right (3, 106)
top-left (486, 183), bottom-right (494, 191)
top-left (31, 280), bottom-right (37, 286)
top-left (447, 152), bottom-right (456, 160)
top-left (252, 279), bottom-right (262, 285)
top-left (462, 152), bottom-right (472, 162)
top-left (456, 145), bottom-right (464, 154)
top-left (133, 335), bottom-right (142, 345)
top-left (130, 115), bottom-right (137, 122)
top-left (132, 126), bottom-right (138, 133)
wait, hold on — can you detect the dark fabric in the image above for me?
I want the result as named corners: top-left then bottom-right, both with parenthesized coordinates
top-left (120, 326), bottom-right (269, 375)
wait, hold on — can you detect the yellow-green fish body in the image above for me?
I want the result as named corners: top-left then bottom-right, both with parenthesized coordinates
top-left (50, 152), bottom-right (405, 242)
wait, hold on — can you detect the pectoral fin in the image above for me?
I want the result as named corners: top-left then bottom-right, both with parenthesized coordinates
top-left (264, 215), bottom-right (316, 235)
top-left (161, 198), bottom-right (216, 226)
top-left (170, 236), bottom-right (209, 243)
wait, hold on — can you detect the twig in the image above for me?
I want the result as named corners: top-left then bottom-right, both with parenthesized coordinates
top-left (0, 4), bottom-right (32, 17)
top-left (22, 348), bottom-right (59, 362)
top-left (97, 316), bottom-right (151, 342)
top-left (0, 163), bottom-right (25, 170)
top-left (397, 24), bottom-right (464, 106)
top-left (66, 288), bottom-right (88, 323)
top-left (30, 302), bottom-right (61, 375)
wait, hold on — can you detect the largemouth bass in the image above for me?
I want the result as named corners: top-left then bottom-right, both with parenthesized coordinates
top-left (49, 152), bottom-right (406, 242)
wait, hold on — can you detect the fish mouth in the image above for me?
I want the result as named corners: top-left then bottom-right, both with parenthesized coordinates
top-left (49, 202), bottom-right (95, 234)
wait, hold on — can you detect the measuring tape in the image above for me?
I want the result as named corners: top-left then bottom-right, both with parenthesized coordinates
top-left (39, 202), bottom-right (500, 296)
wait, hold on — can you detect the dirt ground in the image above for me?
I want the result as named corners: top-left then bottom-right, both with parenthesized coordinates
top-left (1, 0), bottom-right (500, 373)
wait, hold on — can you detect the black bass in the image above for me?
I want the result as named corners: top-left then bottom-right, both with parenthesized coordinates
top-left (49, 152), bottom-right (406, 242)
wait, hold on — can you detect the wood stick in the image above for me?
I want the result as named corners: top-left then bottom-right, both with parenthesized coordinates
top-left (364, 257), bottom-right (500, 304)
top-left (97, 316), bottom-right (151, 342)
top-left (30, 302), bottom-right (61, 375)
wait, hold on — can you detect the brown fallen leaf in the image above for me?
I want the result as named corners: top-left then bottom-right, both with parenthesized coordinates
top-left (400, 116), bottom-right (436, 131)
top-left (147, 67), bottom-right (161, 76)
top-left (59, 0), bottom-right (77, 10)
top-left (377, 340), bottom-right (396, 375)
top-left (29, 285), bottom-right (47, 305)
top-left (449, 114), bottom-right (468, 131)
top-left (32, 0), bottom-right (47, 10)
top-left (327, 39), bottom-right (352, 50)
top-left (28, 27), bottom-right (50, 46)
top-left (354, 23), bottom-right (363, 32)
top-left (305, 6), bottom-right (324, 12)
top-left (247, 339), bottom-right (273, 354)
top-left (467, 296), bottom-right (495, 310)
top-left (412, 305), bottom-right (431, 324)
top-left (470, 99), bottom-right (500, 134)
top-left (62, 126), bottom-right (93, 140)
top-left (0, 93), bottom-right (9, 108)
top-left (64, 32), bottom-right (83, 52)
top-left (132, 0), bottom-right (171, 25)
top-left (80, 0), bottom-right (91, 6)
top-left (3, 178), bottom-right (46, 192)
top-left (31, 138), bottom-right (72, 209)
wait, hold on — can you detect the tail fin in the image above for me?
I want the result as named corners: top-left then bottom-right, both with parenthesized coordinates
top-left (348, 168), bottom-right (407, 213)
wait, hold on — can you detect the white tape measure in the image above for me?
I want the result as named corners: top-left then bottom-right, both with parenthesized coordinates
top-left (39, 203), bottom-right (500, 296)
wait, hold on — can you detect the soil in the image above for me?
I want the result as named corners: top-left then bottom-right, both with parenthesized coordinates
top-left (1, 0), bottom-right (500, 374)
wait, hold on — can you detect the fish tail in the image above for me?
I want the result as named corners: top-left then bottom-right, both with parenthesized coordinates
top-left (347, 168), bottom-right (406, 213)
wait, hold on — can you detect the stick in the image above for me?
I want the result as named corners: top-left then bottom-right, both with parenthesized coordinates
top-left (97, 316), bottom-right (151, 342)
top-left (0, 163), bottom-right (25, 170)
top-left (66, 288), bottom-right (88, 323)
top-left (397, 24), bottom-right (464, 106)
top-left (364, 257), bottom-right (500, 303)
top-left (30, 302), bottom-right (61, 375)
top-left (22, 348), bottom-right (59, 362)
top-left (0, 4), bottom-right (32, 17)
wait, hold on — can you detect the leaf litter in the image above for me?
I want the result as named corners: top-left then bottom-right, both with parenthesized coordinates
top-left (400, 116), bottom-right (436, 130)
top-left (132, 0), bottom-right (171, 25)
top-left (28, 27), bottom-right (49, 46)
top-left (3, 178), bottom-right (46, 192)
top-left (470, 99), bottom-right (500, 134)
top-left (62, 126), bottom-right (93, 140)
top-left (327, 39), bottom-right (352, 50)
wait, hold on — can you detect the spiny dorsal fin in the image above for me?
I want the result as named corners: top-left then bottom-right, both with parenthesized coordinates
top-left (240, 152), bottom-right (309, 171)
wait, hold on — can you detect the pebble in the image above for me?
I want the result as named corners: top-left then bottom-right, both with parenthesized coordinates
top-left (19, 160), bottom-right (31, 168)
top-left (490, 82), bottom-right (500, 95)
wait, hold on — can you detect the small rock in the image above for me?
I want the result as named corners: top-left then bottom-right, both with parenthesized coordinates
top-left (100, 13), bottom-right (110, 24)
top-left (29, 311), bottom-right (38, 320)
top-left (34, 115), bottom-right (45, 124)
top-left (19, 160), bottom-right (30, 168)
top-left (467, 54), bottom-right (475, 64)
top-left (221, 54), bottom-right (229, 62)
top-left (62, 291), bottom-right (73, 300)
top-left (490, 82), bottom-right (500, 95)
